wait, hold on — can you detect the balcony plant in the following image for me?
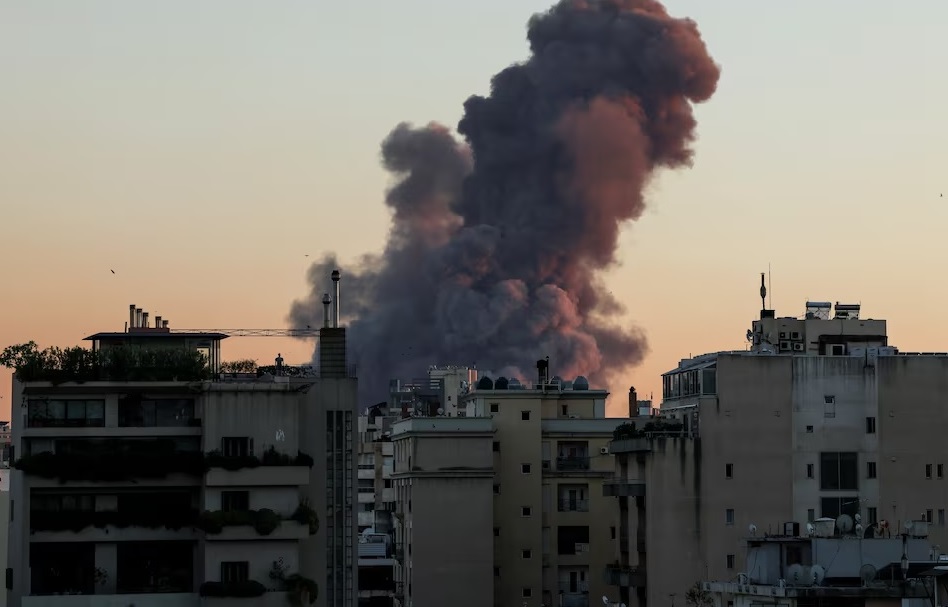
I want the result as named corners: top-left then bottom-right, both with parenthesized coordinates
top-left (30, 508), bottom-right (201, 533)
top-left (269, 561), bottom-right (318, 606)
top-left (291, 498), bottom-right (319, 535)
top-left (220, 359), bottom-right (258, 373)
top-left (685, 582), bottom-right (713, 607)
top-left (199, 580), bottom-right (266, 598)
top-left (198, 508), bottom-right (283, 536)
top-left (204, 446), bottom-right (314, 471)
top-left (0, 342), bottom-right (210, 383)
top-left (14, 440), bottom-right (206, 483)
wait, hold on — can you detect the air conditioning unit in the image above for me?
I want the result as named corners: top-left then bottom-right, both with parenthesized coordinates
top-left (779, 331), bottom-right (788, 339)
top-left (600, 446), bottom-right (609, 455)
top-left (791, 331), bottom-right (802, 340)
top-left (792, 343), bottom-right (805, 352)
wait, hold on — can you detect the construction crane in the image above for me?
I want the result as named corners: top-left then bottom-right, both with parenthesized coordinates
top-left (168, 329), bottom-right (320, 337)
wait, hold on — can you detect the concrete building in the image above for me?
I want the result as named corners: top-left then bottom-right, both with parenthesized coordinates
top-left (702, 520), bottom-right (948, 607)
top-left (392, 361), bottom-right (629, 607)
top-left (5, 288), bottom-right (358, 607)
top-left (606, 299), bottom-right (948, 607)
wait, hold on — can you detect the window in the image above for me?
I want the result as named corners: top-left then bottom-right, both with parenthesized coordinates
top-left (866, 461), bottom-right (877, 479)
top-left (926, 510), bottom-right (934, 524)
top-left (521, 464), bottom-right (531, 474)
top-left (493, 441), bottom-right (500, 452)
top-left (806, 463), bottom-right (814, 479)
top-left (824, 396), bottom-right (836, 418)
top-left (27, 399), bottom-right (105, 428)
top-left (807, 509), bottom-right (815, 522)
top-left (561, 405), bottom-right (568, 416)
top-left (867, 507), bottom-right (878, 525)
top-left (494, 527), bottom-right (500, 537)
top-left (522, 588), bottom-right (532, 599)
top-left (806, 425), bottom-right (814, 433)
top-left (521, 549), bottom-right (532, 559)
top-left (927, 464), bottom-right (933, 479)
top-left (494, 484), bottom-right (500, 495)
top-left (490, 403), bottom-right (499, 413)
top-left (821, 496), bottom-right (859, 519)
top-left (939, 510), bottom-right (945, 526)
top-left (221, 562), bottom-right (249, 584)
top-left (610, 526), bottom-right (616, 540)
top-left (521, 507), bottom-right (532, 517)
top-left (726, 554), bottom-right (735, 569)
top-left (118, 397), bottom-right (195, 427)
top-left (725, 463), bottom-right (733, 479)
top-left (221, 491), bottom-right (249, 512)
top-left (725, 509), bottom-right (735, 525)
top-left (521, 411), bottom-right (530, 421)
top-left (820, 452), bottom-right (858, 491)
top-left (865, 417), bottom-right (876, 434)
top-left (221, 437), bottom-right (252, 457)
top-left (494, 567), bottom-right (500, 577)
top-left (939, 464), bottom-right (945, 479)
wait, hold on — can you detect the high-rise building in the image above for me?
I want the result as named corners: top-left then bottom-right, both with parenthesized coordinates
top-left (606, 299), bottom-right (948, 607)
top-left (5, 290), bottom-right (358, 607)
top-left (392, 360), bottom-right (628, 607)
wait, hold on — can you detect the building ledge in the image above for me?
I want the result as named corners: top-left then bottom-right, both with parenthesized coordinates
top-left (22, 593), bottom-right (200, 607)
top-left (205, 466), bottom-right (310, 487)
top-left (703, 581), bottom-right (929, 599)
top-left (204, 520), bottom-right (308, 541)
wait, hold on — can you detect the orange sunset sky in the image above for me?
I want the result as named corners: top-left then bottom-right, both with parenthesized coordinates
top-left (2, 1), bottom-right (948, 419)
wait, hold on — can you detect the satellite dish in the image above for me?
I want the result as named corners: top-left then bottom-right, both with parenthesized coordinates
top-left (860, 564), bottom-right (878, 586)
top-left (854, 513), bottom-right (862, 524)
top-left (806, 522), bottom-right (815, 535)
top-left (905, 521), bottom-right (914, 531)
top-left (811, 564), bottom-right (826, 585)
top-left (788, 564), bottom-right (805, 585)
top-left (748, 523), bottom-right (758, 536)
top-left (436, 408), bottom-right (444, 416)
top-left (855, 523), bottom-right (864, 535)
top-left (602, 597), bottom-right (610, 606)
top-left (836, 514), bottom-right (854, 534)
top-left (746, 329), bottom-right (754, 342)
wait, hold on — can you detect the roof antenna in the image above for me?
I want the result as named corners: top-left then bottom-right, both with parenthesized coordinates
top-left (760, 272), bottom-right (767, 311)
top-left (768, 262), bottom-right (772, 309)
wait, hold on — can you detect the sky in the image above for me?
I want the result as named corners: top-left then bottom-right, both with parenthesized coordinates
top-left (1, 0), bottom-right (947, 418)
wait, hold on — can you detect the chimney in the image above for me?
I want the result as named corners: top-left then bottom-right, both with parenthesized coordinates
top-left (629, 386), bottom-right (638, 417)
top-left (135, 308), bottom-right (143, 329)
top-left (322, 294), bottom-right (332, 328)
top-left (142, 311), bottom-right (149, 329)
top-left (331, 269), bottom-right (341, 328)
top-left (129, 304), bottom-right (136, 330)
top-left (155, 315), bottom-right (162, 328)
top-left (162, 320), bottom-right (169, 329)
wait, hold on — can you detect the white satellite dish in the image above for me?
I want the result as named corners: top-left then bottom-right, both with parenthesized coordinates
top-left (806, 522), bottom-right (815, 535)
top-left (602, 597), bottom-right (610, 606)
top-left (788, 564), bottom-right (805, 585)
top-left (748, 523), bottom-right (758, 536)
top-left (811, 564), bottom-right (826, 585)
top-left (836, 514), bottom-right (854, 534)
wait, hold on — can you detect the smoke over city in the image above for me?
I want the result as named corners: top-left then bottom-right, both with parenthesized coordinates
top-left (289, 0), bottom-right (720, 405)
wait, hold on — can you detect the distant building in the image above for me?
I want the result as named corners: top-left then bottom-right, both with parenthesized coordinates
top-left (606, 299), bottom-right (948, 607)
top-left (6, 285), bottom-right (358, 607)
top-left (391, 360), bottom-right (630, 607)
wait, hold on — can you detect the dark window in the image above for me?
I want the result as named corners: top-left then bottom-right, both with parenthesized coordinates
top-left (725, 463), bottom-right (733, 479)
top-left (220, 561), bottom-right (248, 584)
top-left (117, 541), bottom-right (192, 593)
top-left (521, 464), bottom-right (531, 474)
top-left (521, 411), bottom-right (530, 421)
top-left (926, 510), bottom-right (934, 523)
top-left (493, 441), bottom-right (500, 452)
top-left (494, 485), bottom-right (500, 495)
top-left (725, 509), bottom-right (735, 525)
top-left (522, 588), bottom-right (532, 599)
top-left (927, 464), bottom-right (933, 479)
top-left (939, 510), bottom-right (945, 526)
top-left (701, 369), bottom-right (717, 395)
top-left (521, 507), bottom-right (531, 517)
top-left (807, 509), bottom-right (815, 522)
top-left (221, 437), bottom-right (251, 457)
top-left (939, 464), bottom-right (945, 479)
top-left (867, 507), bottom-right (878, 525)
top-left (118, 397), bottom-right (195, 427)
top-left (521, 550), bottom-right (532, 559)
top-left (490, 403), bottom-right (499, 413)
top-left (866, 417), bottom-right (876, 434)
top-left (556, 526), bottom-right (590, 555)
top-left (494, 567), bottom-right (500, 577)
top-left (867, 461), bottom-right (877, 479)
top-left (726, 554), bottom-right (735, 569)
top-left (30, 543), bottom-right (95, 595)
top-left (806, 463), bottom-right (814, 479)
top-left (27, 399), bottom-right (105, 428)
top-left (494, 527), bottom-right (500, 537)
top-left (806, 425), bottom-right (814, 433)
top-left (820, 496), bottom-right (860, 519)
top-left (221, 491), bottom-right (249, 512)
top-left (820, 452), bottom-right (858, 491)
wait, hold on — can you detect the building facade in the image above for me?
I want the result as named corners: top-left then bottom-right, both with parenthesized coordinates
top-left (5, 300), bottom-right (358, 607)
top-left (392, 361), bottom-right (629, 607)
top-left (607, 300), bottom-right (948, 607)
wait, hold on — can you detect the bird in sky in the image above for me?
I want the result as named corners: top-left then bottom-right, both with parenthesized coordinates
top-left (110, 269), bottom-right (115, 274)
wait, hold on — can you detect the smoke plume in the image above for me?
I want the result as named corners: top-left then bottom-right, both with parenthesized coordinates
top-left (290, 0), bottom-right (720, 405)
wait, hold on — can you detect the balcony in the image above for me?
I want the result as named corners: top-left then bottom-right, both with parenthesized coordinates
top-left (556, 456), bottom-right (591, 472)
top-left (558, 499), bottom-right (589, 513)
top-left (602, 479), bottom-right (646, 498)
top-left (608, 438), bottom-right (652, 454)
top-left (604, 565), bottom-right (646, 588)
top-left (22, 594), bottom-right (200, 607)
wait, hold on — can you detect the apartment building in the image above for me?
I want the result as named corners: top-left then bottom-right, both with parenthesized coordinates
top-left (5, 290), bottom-right (358, 607)
top-left (392, 360), bottom-right (629, 607)
top-left (606, 299), bottom-right (948, 607)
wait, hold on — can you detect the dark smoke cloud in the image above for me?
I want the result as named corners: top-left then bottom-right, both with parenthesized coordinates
top-left (290, 0), bottom-right (720, 405)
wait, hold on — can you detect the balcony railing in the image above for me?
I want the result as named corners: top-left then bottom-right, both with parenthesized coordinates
top-left (558, 499), bottom-right (589, 512)
top-left (602, 479), bottom-right (646, 498)
top-left (556, 456), bottom-right (591, 472)
top-left (604, 565), bottom-right (646, 587)
top-left (558, 581), bottom-right (590, 594)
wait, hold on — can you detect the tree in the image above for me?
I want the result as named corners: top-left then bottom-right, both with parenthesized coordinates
top-left (685, 582), bottom-right (713, 607)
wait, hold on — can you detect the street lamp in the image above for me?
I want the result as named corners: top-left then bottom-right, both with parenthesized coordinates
top-left (901, 552), bottom-right (910, 580)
